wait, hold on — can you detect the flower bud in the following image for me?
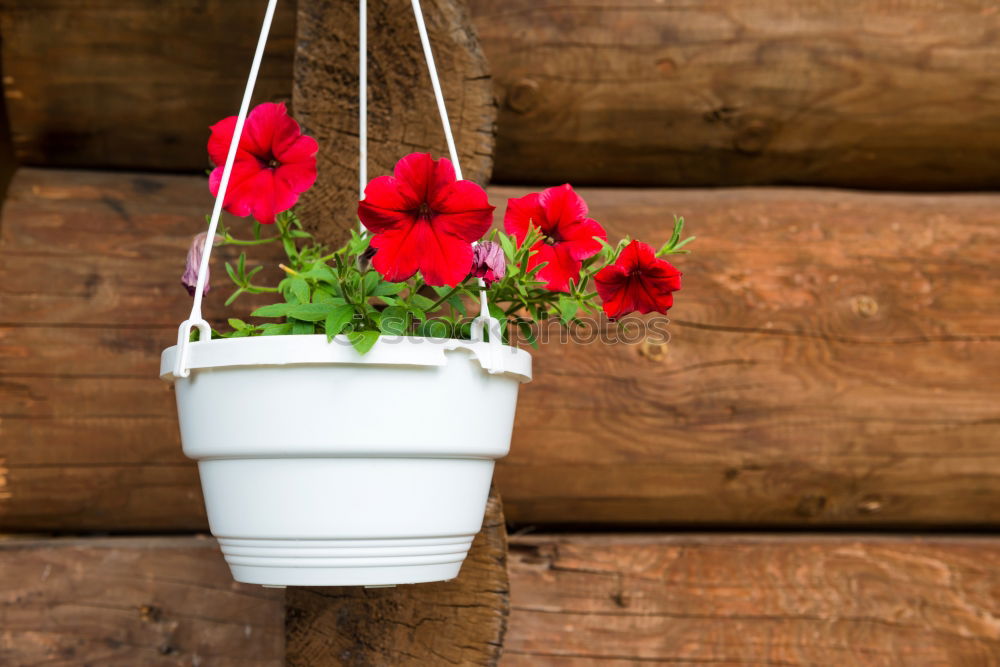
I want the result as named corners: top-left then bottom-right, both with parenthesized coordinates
top-left (471, 241), bottom-right (506, 286)
top-left (182, 232), bottom-right (214, 297)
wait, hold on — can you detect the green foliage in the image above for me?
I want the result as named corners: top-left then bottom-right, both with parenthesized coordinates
top-left (212, 208), bottom-right (693, 354)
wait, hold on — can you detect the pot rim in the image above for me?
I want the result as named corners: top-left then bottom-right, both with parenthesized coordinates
top-left (160, 333), bottom-right (532, 383)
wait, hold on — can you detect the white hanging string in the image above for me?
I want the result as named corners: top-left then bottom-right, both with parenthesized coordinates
top-left (359, 0), bottom-right (368, 208)
top-left (409, 0), bottom-right (491, 327)
top-left (174, 0), bottom-right (279, 378)
top-left (176, 0), bottom-right (499, 378)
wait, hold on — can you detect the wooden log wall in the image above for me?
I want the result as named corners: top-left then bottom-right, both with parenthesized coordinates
top-left (0, 0), bottom-right (297, 171)
top-left (3, 534), bottom-right (999, 664)
top-left (2, 168), bottom-right (997, 530)
top-left (2, 0), bottom-right (1000, 662)
top-left (7, 1), bottom-right (1000, 189)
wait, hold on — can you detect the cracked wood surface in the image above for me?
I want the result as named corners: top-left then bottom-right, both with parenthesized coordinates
top-left (2, 533), bottom-right (998, 665)
top-left (471, 0), bottom-right (1000, 190)
top-left (0, 0), bottom-right (297, 172)
top-left (284, 487), bottom-right (508, 666)
top-left (0, 536), bottom-right (284, 666)
top-left (1, 169), bottom-right (999, 529)
top-left (502, 534), bottom-right (1000, 665)
top-left (292, 0), bottom-right (495, 246)
top-left (8, 1), bottom-right (1000, 191)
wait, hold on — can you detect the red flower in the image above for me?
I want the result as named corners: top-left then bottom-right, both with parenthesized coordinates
top-left (503, 184), bottom-right (606, 292)
top-left (358, 153), bottom-right (494, 287)
top-left (208, 102), bottom-right (318, 224)
top-left (595, 240), bottom-right (682, 320)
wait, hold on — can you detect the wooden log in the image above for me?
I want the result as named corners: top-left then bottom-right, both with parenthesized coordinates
top-left (2, 533), bottom-right (998, 664)
top-left (2, 169), bottom-right (1000, 529)
top-left (285, 487), bottom-right (509, 666)
top-left (0, 0), bottom-right (297, 172)
top-left (292, 0), bottom-right (495, 245)
top-left (470, 0), bottom-right (1000, 190)
top-left (502, 534), bottom-right (1000, 664)
top-left (8, 2), bottom-right (1000, 190)
top-left (0, 536), bottom-right (284, 666)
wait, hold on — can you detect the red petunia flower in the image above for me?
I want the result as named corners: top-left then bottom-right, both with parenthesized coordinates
top-left (358, 153), bottom-right (494, 287)
top-left (208, 102), bottom-right (318, 224)
top-left (503, 184), bottom-right (606, 292)
top-left (595, 240), bottom-right (682, 320)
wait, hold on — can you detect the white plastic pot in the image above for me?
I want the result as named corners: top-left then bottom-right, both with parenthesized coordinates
top-left (160, 334), bottom-right (531, 587)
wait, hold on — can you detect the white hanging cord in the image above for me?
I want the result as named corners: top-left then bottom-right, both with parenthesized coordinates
top-left (174, 0), bottom-right (279, 378)
top-left (359, 0), bottom-right (368, 210)
top-left (410, 0), bottom-right (492, 328)
top-left (410, 0), bottom-right (463, 180)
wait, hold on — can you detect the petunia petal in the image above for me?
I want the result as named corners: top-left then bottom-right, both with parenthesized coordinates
top-left (540, 184), bottom-right (589, 230)
top-left (393, 153), bottom-right (445, 204)
top-left (370, 218), bottom-right (475, 286)
top-left (208, 116), bottom-right (255, 166)
top-left (594, 264), bottom-right (633, 319)
top-left (530, 242), bottom-right (582, 292)
top-left (275, 134), bottom-right (319, 165)
top-left (554, 216), bottom-right (607, 261)
top-left (241, 102), bottom-right (290, 160)
top-left (371, 223), bottom-right (423, 282)
top-left (503, 192), bottom-right (544, 243)
top-left (432, 181), bottom-right (494, 242)
top-left (359, 176), bottom-right (419, 233)
top-left (274, 160), bottom-right (317, 195)
top-left (209, 159), bottom-right (264, 219)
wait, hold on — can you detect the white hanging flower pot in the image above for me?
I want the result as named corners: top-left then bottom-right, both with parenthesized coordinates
top-left (161, 334), bottom-right (531, 586)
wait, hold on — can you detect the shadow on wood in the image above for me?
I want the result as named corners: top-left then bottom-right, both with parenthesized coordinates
top-left (284, 487), bottom-right (509, 666)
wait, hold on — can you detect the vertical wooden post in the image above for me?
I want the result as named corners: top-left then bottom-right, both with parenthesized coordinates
top-left (285, 487), bottom-right (509, 665)
top-left (292, 0), bottom-right (496, 245)
top-left (287, 3), bottom-right (506, 662)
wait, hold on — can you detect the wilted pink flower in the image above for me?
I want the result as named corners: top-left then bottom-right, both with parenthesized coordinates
top-left (471, 241), bottom-right (506, 286)
top-left (182, 232), bottom-right (218, 297)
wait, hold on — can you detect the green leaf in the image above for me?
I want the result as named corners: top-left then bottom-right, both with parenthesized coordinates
top-left (518, 320), bottom-right (539, 348)
top-left (416, 319), bottom-right (451, 339)
top-left (379, 306), bottom-right (409, 335)
top-left (290, 277), bottom-right (310, 304)
top-left (299, 265), bottom-right (337, 283)
top-left (324, 305), bottom-right (357, 339)
top-left (252, 303), bottom-right (294, 318)
top-left (446, 293), bottom-right (467, 315)
top-left (361, 271), bottom-right (380, 297)
top-left (410, 293), bottom-right (436, 311)
top-left (348, 229), bottom-right (371, 256)
top-left (227, 318), bottom-right (249, 330)
top-left (286, 302), bottom-right (337, 322)
top-left (312, 288), bottom-right (345, 304)
top-left (260, 322), bottom-right (293, 336)
top-left (291, 319), bottom-right (315, 335)
top-left (371, 281), bottom-right (406, 296)
top-left (225, 261), bottom-right (238, 283)
top-left (498, 232), bottom-right (516, 260)
top-left (348, 330), bottom-right (380, 355)
top-left (557, 296), bottom-right (578, 324)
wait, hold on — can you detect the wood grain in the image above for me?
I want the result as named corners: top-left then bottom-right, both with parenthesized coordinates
top-left (285, 487), bottom-right (508, 666)
top-left (2, 533), bottom-right (997, 665)
top-left (9, 2), bottom-right (1000, 190)
top-left (471, 0), bottom-right (1000, 190)
top-left (2, 169), bottom-right (999, 529)
top-left (0, 536), bottom-right (284, 666)
top-left (0, 0), bottom-right (297, 172)
top-left (293, 0), bottom-right (495, 245)
top-left (502, 534), bottom-right (1000, 665)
